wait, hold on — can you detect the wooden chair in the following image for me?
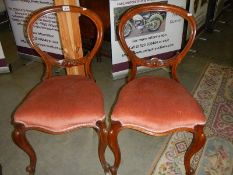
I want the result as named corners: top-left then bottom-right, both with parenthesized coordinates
top-left (11, 5), bottom-right (109, 175)
top-left (108, 3), bottom-right (206, 175)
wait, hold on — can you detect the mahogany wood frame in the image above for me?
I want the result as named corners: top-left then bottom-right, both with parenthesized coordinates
top-left (26, 5), bottom-right (104, 80)
top-left (108, 3), bottom-right (206, 175)
top-left (11, 5), bottom-right (110, 175)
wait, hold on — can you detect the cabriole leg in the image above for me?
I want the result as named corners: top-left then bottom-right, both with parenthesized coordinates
top-left (12, 124), bottom-right (36, 175)
top-left (96, 120), bottom-right (110, 174)
top-left (108, 120), bottom-right (122, 175)
top-left (184, 125), bottom-right (206, 175)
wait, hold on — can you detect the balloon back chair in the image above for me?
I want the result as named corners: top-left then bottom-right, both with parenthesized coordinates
top-left (108, 3), bottom-right (206, 175)
top-left (12, 5), bottom-right (109, 175)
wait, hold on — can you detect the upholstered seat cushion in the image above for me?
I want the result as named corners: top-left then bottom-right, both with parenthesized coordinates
top-left (112, 76), bottom-right (206, 133)
top-left (14, 75), bottom-right (104, 132)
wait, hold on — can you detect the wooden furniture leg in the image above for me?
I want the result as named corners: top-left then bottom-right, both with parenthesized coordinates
top-left (108, 121), bottom-right (122, 175)
top-left (12, 124), bottom-right (36, 175)
top-left (95, 120), bottom-right (110, 174)
top-left (184, 125), bottom-right (206, 175)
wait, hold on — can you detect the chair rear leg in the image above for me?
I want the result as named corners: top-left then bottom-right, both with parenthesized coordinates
top-left (12, 124), bottom-right (36, 175)
top-left (184, 125), bottom-right (206, 175)
top-left (108, 121), bottom-right (122, 175)
top-left (95, 120), bottom-right (110, 174)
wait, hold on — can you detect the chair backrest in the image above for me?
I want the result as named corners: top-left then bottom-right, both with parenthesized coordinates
top-left (26, 5), bottom-right (104, 79)
top-left (117, 3), bottom-right (196, 81)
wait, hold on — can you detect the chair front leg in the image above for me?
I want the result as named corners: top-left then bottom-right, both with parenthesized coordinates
top-left (108, 120), bottom-right (122, 175)
top-left (184, 125), bottom-right (206, 175)
top-left (95, 120), bottom-right (110, 174)
top-left (12, 124), bottom-right (36, 175)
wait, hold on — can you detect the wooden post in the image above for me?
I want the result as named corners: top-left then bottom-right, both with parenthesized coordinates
top-left (55, 0), bottom-right (85, 75)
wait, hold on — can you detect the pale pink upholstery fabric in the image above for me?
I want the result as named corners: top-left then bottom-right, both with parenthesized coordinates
top-left (14, 75), bottom-right (104, 132)
top-left (112, 76), bottom-right (206, 132)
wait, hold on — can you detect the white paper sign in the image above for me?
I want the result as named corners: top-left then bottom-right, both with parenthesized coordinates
top-left (110, 0), bottom-right (187, 78)
top-left (5, 0), bottom-right (63, 55)
top-left (5, 0), bottom-right (79, 56)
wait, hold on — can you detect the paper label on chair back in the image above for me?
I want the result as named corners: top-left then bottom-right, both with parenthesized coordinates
top-left (62, 6), bottom-right (71, 12)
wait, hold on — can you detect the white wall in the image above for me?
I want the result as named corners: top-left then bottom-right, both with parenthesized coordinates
top-left (0, 0), bottom-right (6, 12)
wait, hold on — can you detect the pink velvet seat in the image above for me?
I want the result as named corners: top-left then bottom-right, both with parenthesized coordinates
top-left (107, 3), bottom-right (207, 175)
top-left (112, 76), bottom-right (206, 133)
top-left (12, 5), bottom-right (109, 175)
top-left (14, 75), bottom-right (104, 132)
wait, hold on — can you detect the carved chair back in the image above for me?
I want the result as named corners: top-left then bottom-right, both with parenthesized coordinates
top-left (117, 3), bottom-right (197, 81)
top-left (26, 5), bottom-right (104, 79)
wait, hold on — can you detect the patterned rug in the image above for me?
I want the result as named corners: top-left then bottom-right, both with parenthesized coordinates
top-left (150, 63), bottom-right (233, 175)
